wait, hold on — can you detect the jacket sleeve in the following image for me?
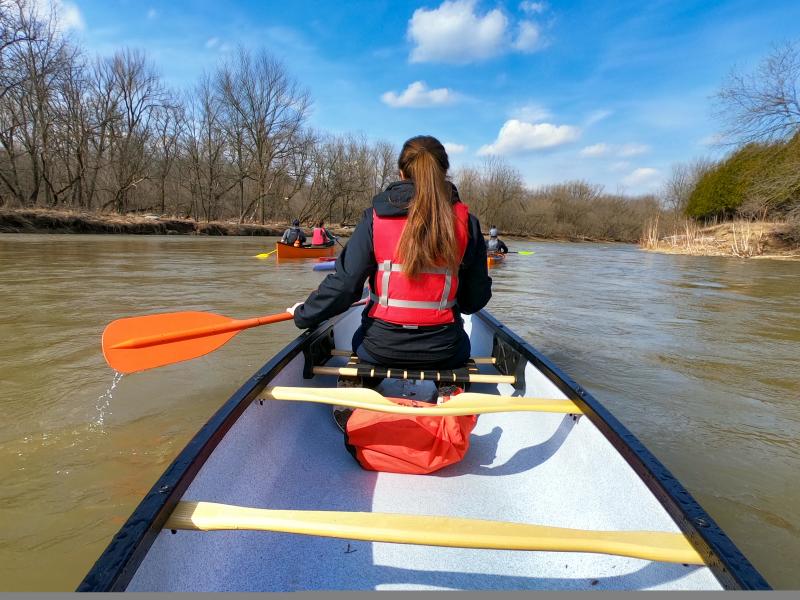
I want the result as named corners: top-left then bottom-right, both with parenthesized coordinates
top-left (456, 214), bottom-right (492, 314)
top-left (293, 210), bottom-right (375, 329)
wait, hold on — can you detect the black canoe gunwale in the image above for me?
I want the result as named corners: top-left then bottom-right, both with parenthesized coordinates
top-left (77, 323), bottom-right (324, 592)
top-left (78, 308), bottom-right (770, 591)
top-left (474, 310), bottom-right (769, 590)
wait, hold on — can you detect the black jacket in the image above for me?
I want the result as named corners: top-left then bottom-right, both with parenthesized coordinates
top-left (293, 180), bottom-right (492, 366)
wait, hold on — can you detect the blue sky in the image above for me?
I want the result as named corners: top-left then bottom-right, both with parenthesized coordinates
top-left (60, 0), bottom-right (800, 195)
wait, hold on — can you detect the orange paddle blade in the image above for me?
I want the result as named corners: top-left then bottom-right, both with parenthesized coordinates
top-left (102, 311), bottom-right (293, 374)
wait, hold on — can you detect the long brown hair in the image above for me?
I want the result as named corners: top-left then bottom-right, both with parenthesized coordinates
top-left (395, 136), bottom-right (460, 279)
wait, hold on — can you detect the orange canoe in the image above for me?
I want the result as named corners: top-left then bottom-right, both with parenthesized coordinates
top-left (487, 252), bottom-right (506, 267)
top-left (275, 242), bottom-right (336, 259)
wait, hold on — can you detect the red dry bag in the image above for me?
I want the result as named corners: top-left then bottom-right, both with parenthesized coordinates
top-left (344, 393), bottom-right (478, 475)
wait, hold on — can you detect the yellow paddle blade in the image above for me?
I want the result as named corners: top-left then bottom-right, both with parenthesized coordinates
top-left (166, 501), bottom-right (704, 565)
top-left (261, 386), bottom-right (582, 416)
top-left (255, 249), bottom-right (277, 259)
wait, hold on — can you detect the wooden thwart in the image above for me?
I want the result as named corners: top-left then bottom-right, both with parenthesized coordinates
top-left (166, 501), bottom-right (705, 566)
top-left (260, 386), bottom-right (581, 416)
top-left (313, 365), bottom-right (515, 385)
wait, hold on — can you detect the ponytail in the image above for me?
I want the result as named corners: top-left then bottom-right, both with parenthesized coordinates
top-left (396, 136), bottom-right (460, 279)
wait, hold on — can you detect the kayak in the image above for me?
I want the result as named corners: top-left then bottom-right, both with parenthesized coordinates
top-left (313, 261), bottom-right (336, 271)
top-left (78, 303), bottom-right (768, 591)
top-left (276, 241), bottom-right (336, 259)
top-left (487, 252), bottom-right (505, 267)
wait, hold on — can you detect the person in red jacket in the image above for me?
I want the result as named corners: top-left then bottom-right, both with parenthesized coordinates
top-left (311, 220), bottom-right (336, 247)
top-left (287, 135), bottom-right (491, 369)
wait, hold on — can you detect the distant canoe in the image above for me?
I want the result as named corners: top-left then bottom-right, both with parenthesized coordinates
top-left (487, 252), bottom-right (506, 267)
top-left (276, 242), bottom-right (336, 259)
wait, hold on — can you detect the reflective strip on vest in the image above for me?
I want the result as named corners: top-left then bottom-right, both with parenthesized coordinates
top-left (373, 260), bottom-right (455, 310)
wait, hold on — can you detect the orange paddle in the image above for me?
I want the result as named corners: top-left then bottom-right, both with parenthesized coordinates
top-left (102, 310), bottom-right (294, 374)
top-left (102, 300), bottom-right (367, 374)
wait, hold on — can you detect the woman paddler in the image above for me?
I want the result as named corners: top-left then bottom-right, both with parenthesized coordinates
top-left (286, 135), bottom-right (491, 369)
top-left (285, 136), bottom-right (492, 474)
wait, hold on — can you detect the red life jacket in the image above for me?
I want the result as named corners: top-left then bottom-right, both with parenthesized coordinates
top-left (368, 202), bottom-right (470, 326)
top-left (312, 227), bottom-right (329, 245)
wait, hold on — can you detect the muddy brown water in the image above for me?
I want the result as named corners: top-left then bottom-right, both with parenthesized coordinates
top-left (1, 234), bottom-right (798, 590)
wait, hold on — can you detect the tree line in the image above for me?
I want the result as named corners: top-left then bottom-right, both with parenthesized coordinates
top-left (660, 41), bottom-right (800, 244)
top-left (1, 0), bottom-right (661, 241)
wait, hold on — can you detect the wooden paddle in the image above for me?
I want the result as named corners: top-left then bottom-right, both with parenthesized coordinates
top-left (166, 501), bottom-right (705, 565)
top-left (261, 386), bottom-right (583, 416)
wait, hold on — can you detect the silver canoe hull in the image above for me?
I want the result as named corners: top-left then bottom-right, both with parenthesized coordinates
top-left (80, 305), bottom-right (768, 591)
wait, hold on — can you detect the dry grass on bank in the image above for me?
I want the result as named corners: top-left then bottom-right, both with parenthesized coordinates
top-left (641, 217), bottom-right (800, 259)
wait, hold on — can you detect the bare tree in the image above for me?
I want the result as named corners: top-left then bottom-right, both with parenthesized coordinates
top-left (216, 48), bottom-right (311, 223)
top-left (103, 49), bottom-right (166, 212)
top-left (716, 41), bottom-right (800, 143)
top-left (662, 158), bottom-right (714, 215)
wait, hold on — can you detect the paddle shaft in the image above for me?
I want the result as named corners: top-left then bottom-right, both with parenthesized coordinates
top-left (111, 313), bottom-right (293, 350)
top-left (166, 501), bottom-right (705, 565)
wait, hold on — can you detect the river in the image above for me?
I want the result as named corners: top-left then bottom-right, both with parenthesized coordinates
top-left (0, 234), bottom-right (798, 590)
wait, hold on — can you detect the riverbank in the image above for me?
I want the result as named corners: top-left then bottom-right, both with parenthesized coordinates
top-left (0, 207), bottom-right (635, 244)
top-left (641, 220), bottom-right (800, 260)
top-left (0, 208), bottom-right (357, 237)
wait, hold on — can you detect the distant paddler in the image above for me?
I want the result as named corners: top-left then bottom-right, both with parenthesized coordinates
top-left (486, 225), bottom-right (509, 254)
top-left (281, 219), bottom-right (307, 247)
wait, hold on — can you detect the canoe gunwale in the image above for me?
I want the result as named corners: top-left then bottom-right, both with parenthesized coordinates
top-left (77, 307), bottom-right (770, 591)
top-left (473, 310), bottom-right (769, 590)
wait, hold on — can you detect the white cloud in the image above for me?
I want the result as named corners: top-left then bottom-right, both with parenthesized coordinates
top-left (699, 133), bottom-right (724, 147)
top-left (59, 1), bottom-right (83, 29)
top-left (444, 142), bottom-right (467, 155)
top-left (513, 21), bottom-right (541, 52)
top-left (478, 119), bottom-right (581, 155)
top-left (579, 142), bottom-right (650, 158)
top-left (622, 167), bottom-right (660, 188)
top-left (32, 0), bottom-right (85, 31)
top-left (381, 81), bottom-right (459, 108)
top-left (618, 143), bottom-right (650, 157)
top-left (579, 143), bottom-right (610, 157)
top-left (147, 8), bottom-right (158, 20)
top-left (205, 37), bottom-right (219, 49)
top-left (610, 161), bottom-right (631, 172)
top-left (409, 0), bottom-right (507, 63)
top-left (519, 1), bottom-right (547, 14)
top-left (585, 109), bottom-right (612, 126)
top-left (510, 103), bottom-right (551, 122)
top-left (408, 0), bottom-right (547, 63)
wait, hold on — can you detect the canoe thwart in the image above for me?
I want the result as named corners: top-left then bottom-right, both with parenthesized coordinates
top-left (165, 501), bottom-right (705, 566)
top-left (312, 365), bottom-right (515, 385)
top-left (259, 386), bottom-right (581, 416)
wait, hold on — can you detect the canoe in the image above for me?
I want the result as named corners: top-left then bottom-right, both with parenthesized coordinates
top-left (78, 304), bottom-right (769, 591)
top-left (275, 241), bottom-right (336, 259)
top-left (487, 252), bottom-right (505, 267)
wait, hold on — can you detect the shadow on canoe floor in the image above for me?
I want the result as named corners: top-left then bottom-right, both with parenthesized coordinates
top-left (344, 560), bottom-right (702, 591)
top-left (135, 403), bottom-right (699, 591)
top-left (437, 415), bottom-right (577, 478)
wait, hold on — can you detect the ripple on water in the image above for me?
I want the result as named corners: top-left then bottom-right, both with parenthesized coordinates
top-left (1, 235), bottom-right (799, 588)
